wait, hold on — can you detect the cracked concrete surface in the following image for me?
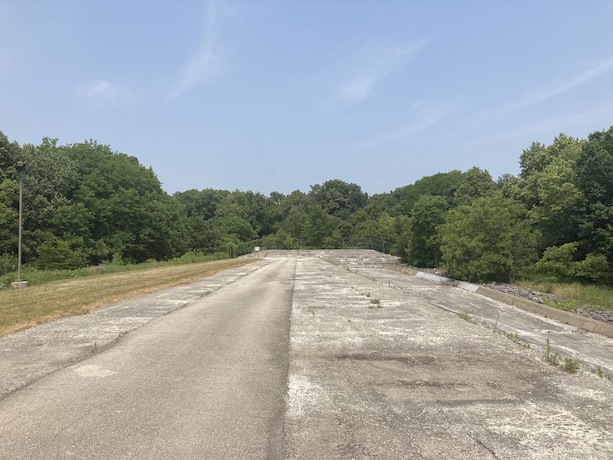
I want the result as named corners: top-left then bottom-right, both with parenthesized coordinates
top-left (0, 261), bottom-right (270, 399)
top-left (1, 250), bottom-right (612, 459)
top-left (284, 251), bottom-right (613, 459)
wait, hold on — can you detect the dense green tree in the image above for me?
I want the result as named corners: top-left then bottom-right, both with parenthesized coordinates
top-left (519, 141), bottom-right (549, 179)
top-left (439, 192), bottom-right (537, 282)
top-left (0, 131), bottom-right (21, 176)
top-left (452, 167), bottom-right (496, 206)
top-left (303, 205), bottom-right (341, 248)
top-left (362, 192), bottom-right (398, 219)
top-left (3, 124), bottom-right (613, 286)
top-left (261, 229), bottom-right (300, 250)
top-left (310, 179), bottom-right (368, 218)
top-left (497, 173), bottom-right (521, 199)
top-left (66, 141), bottom-right (161, 199)
top-left (0, 133), bottom-right (20, 262)
top-left (533, 242), bottom-right (579, 281)
top-left (405, 195), bottom-right (448, 267)
top-left (352, 211), bottom-right (397, 241)
top-left (8, 140), bottom-right (82, 264)
top-left (0, 179), bottom-right (18, 256)
top-left (516, 134), bottom-right (585, 253)
top-left (185, 214), bottom-right (223, 254)
top-left (14, 139), bottom-right (188, 266)
top-left (576, 127), bottom-right (613, 264)
top-left (173, 188), bottom-right (230, 220)
top-left (393, 170), bottom-right (464, 215)
top-left (33, 234), bottom-right (89, 270)
top-left (575, 252), bottom-right (613, 284)
top-left (530, 159), bottom-right (584, 249)
top-left (214, 215), bottom-right (258, 244)
top-left (576, 127), bottom-right (613, 205)
top-left (283, 189), bottom-right (311, 210)
top-left (578, 203), bottom-right (613, 264)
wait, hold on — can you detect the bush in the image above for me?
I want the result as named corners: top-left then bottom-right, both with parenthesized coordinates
top-left (439, 193), bottom-right (537, 282)
top-left (533, 242), bottom-right (579, 281)
top-left (34, 238), bottom-right (88, 270)
top-left (575, 253), bottom-right (613, 284)
top-left (0, 253), bottom-right (16, 277)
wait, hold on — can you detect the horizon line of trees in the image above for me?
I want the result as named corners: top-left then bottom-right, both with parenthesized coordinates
top-left (1, 125), bottom-right (612, 285)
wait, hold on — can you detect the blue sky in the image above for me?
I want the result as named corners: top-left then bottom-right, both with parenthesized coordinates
top-left (2, 1), bottom-right (613, 196)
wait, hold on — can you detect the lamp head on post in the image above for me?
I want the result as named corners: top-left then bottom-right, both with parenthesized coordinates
top-left (15, 161), bottom-right (27, 173)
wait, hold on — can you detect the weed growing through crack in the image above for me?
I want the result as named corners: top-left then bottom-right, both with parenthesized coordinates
top-left (368, 298), bottom-right (382, 309)
top-left (564, 357), bottom-right (580, 374)
top-left (544, 339), bottom-right (561, 366)
top-left (506, 332), bottom-right (530, 349)
top-left (543, 339), bottom-right (586, 375)
top-left (592, 367), bottom-right (613, 381)
top-left (459, 311), bottom-right (470, 321)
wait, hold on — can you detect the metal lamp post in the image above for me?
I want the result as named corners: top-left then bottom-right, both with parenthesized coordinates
top-left (12, 161), bottom-right (28, 288)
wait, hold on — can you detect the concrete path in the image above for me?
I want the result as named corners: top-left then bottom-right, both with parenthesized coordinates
top-left (285, 252), bottom-right (613, 459)
top-left (355, 263), bottom-right (613, 375)
top-left (1, 250), bottom-right (612, 459)
top-left (0, 258), bottom-right (294, 459)
top-left (0, 260), bottom-right (270, 400)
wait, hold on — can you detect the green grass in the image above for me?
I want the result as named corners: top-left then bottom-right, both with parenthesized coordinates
top-left (516, 280), bottom-right (613, 311)
top-left (0, 252), bottom-right (230, 288)
top-left (0, 257), bottom-right (256, 337)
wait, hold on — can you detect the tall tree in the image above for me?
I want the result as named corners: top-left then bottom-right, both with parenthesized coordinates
top-left (517, 134), bottom-right (585, 251)
top-left (439, 192), bottom-right (537, 282)
top-left (0, 132), bottom-right (21, 259)
top-left (393, 170), bottom-right (463, 215)
top-left (452, 167), bottom-right (496, 206)
top-left (576, 126), bottom-right (613, 263)
top-left (405, 195), bottom-right (448, 267)
top-left (310, 179), bottom-right (368, 218)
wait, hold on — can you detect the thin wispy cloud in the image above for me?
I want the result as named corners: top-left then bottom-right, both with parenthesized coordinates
top-left (74, 79), bottom-right (134, 107)
top-left (510, 54), bottom-right (613, 110)
top-left (360, 101), bottom-right (449, 149)
top-left (168, 1), bottom-right (233, 100)
top-left (473, 101), bottom-right (613, 146)
top-left (337, 38), bottom-right (430, 104)
top-left (459, 53), bottom-right (613, 136)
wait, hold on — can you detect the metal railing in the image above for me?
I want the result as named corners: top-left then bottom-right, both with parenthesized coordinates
top-left (232, 237), bottom-right (396, 257)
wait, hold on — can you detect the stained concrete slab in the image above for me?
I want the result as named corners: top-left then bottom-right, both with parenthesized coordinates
top-left (1, 250), bottom-right (612, 459)
top-left (0, 260), bottom-right (271, 399)
top-left (284, 251), bottom-right (613, 459)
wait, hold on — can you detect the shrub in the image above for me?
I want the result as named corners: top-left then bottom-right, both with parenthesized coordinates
top-left (533, 242), bottom-right (579, 281)
top-left (575, 253), bottom-right (613, 284)
top-left (0, 253), bottom-right (17, 277)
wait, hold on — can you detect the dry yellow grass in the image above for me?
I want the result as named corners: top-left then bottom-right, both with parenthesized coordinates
top-left (0, 258), bottom-right (256, 337)
top-left (517, 279), bottom-right (613, 311)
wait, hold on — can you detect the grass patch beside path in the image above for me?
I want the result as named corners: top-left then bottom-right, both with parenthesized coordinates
top-left (516, 280), bottom-right (613, 311)
top-left (0, 258), bottom-right (256, 337)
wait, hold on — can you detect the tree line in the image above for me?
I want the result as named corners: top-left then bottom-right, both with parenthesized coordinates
top-left (1, 126), bottom-right (612, 285)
